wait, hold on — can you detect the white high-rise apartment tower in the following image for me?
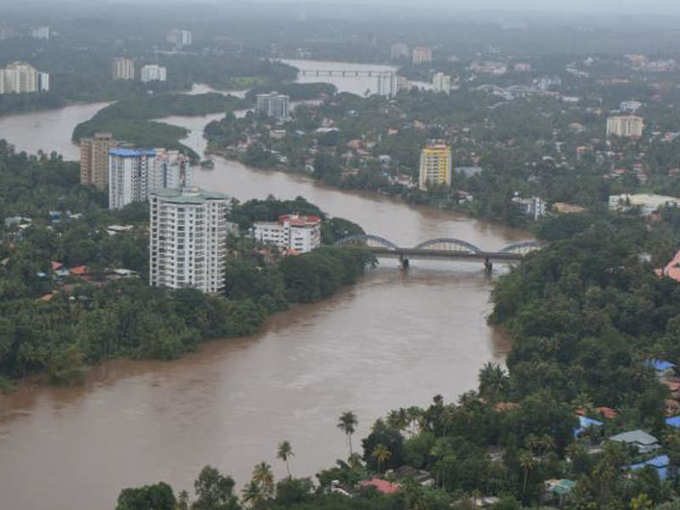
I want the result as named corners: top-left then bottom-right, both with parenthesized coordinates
top-left (150, 149), bottom-right (190, 192)
top-left (108, 148), bottom-right (156, 209)
top-left (149, 188), bottom-right (230, 294)
top-left (113, 57), bottom-right (135, 80)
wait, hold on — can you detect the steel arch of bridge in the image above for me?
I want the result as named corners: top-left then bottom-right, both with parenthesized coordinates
top-left (334, 234), bottom-right (400, 250)
top-left (499, 241), bottom-right (543, 255)
top-left (413, 238), bottom-right (483, 254)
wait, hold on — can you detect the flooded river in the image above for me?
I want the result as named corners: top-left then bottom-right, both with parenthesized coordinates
top-left (0, 64), bottom-right (529, 510)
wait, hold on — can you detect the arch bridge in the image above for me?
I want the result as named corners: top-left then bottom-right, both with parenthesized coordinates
top-left (335, 234), bottom-right (543, 270)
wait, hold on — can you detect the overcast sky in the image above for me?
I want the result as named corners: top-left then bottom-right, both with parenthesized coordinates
top-left (248, 0), bottom-right (680, 15)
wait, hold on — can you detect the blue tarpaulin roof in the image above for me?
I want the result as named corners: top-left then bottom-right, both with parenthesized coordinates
top-left (666, 416), bottom-right (680, 428)
top-left (629, 455), bottom-right (669, 480)
top-left (646, 359), bottom-right (676, 372)
top-left (574, 415), bottom-right (604, 437)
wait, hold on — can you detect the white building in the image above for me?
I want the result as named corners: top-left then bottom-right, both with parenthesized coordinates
top-left (253, 214), bottom-right (322, 254)
top-left (151, 149), bottom-right (190, 192)
top-left (140, 64), bottom-right (167, 83)
top-left (31, 26), bottom-right (49, 40)
top-left (149, 187), bottom-right (229, 294)
top-left (376, 72), bottom-right (398, 97)
top-left (607, 115), bottom-right (644, 138)
top-left (256, 92), bottom-right (290, 121)
top-left (0, 62), bottom-right (48, 94)
top-left (108, 148), bottom-right (156, 209)
top-left (432, 72), bottom-right (451, 94)
top-left (167, 29), bottom-right (192, 48)
top-left (113, 57), bottom-right (135, 80)
top-left (512, 195), bottom-right (547, 220)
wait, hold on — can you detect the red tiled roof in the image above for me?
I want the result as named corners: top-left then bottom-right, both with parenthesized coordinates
top-left (51, 261), bottom-right (63, 270)
top-left (661, 250), bottom-right (680, 283)
top-left (360, 478), bottom-right (400, 494)
top-left (70, 265), bottom-right (87, 276)
top-left (596, 406), bottom-right (617, 419)
top-left (663, 380), bottom-right (680, 392)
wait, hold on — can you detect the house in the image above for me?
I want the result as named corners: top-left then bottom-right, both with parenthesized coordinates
top-left (389, 466), bottom-right (434, 487)
top-left (628, 455), bottom-right (669, 481)
top-left (360, 478), bottom-right (400, 494)
top-left (658, 251), bottom-right (680, 283)
top-left (51, 261), bottom-right (64, 271)
top-left (544, 479), bottom-right (576, 504)
top-left (70, 266), bottom-right (88, 276)
top-left (609, 430), bottom-right (660, 454)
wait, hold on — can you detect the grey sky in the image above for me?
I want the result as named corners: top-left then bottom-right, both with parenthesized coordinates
top-left (249, 0), bottom-right (680, 15)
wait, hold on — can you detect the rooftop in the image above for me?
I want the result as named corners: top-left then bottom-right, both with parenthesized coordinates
top-left (610, 430), bottom-right (658, 446)
top-left (152, 187), bottom-right (231, 204)
top-left (109, 148), bottom-right (156, 157)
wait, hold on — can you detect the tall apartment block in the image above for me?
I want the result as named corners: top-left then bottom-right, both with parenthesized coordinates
top-left (108, 148), bottom-right (156, 209)
top-left (149, 187), bottom-right (229, 294)
top-left (419, 142), bottom-right (452, 190)
top-left (80, 133), bottom-right (117, 190)
top-left (412, 47), bottom-right (433, 65)
top-left (151, 149), bottom-right (190, 192)
top-left (113, 57), bottom-right (135, 80)
top-left (432, 72), bottom-right (451, 94)
top-left (166, 29), bottom-right (192, 48)
top-left (606, 115), bottom-right (644, 138)
top-left (0, 62), bottom-right (49, 94)
top-left (255, 92), bottom-right (290, 121)
top-left (140, 65), bottom-right (167, 83)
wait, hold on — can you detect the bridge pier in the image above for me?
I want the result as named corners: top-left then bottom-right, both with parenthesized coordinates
top-left (484, 257), bottom-right (493, 274)
top-left (399, 255), bottom-right (410, 270)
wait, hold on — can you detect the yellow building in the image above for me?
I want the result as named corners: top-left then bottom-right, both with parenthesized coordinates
top-left (419, 143), bottom-right (452, 190)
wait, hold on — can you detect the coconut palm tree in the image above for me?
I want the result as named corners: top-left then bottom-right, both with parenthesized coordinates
top-left (519, 450), bottom-right (536, 498)
top-left (252, 462), bottom-right (274, 500)
top-left (372, 443), bottom-right (392, 473)
top-left (241, 480), bottom-right (262, 508)
top-left (478, 362), bottom-right (508, 402)
top-left (277, 440), bottom-right (294, 478)
top-left (337, 411), bottom-right (358, 457)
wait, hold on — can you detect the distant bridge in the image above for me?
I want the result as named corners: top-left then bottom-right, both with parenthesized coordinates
top-left (298, 69), bottom-right (395, 78)
top-left (335, 235), bottom-right (543, 269)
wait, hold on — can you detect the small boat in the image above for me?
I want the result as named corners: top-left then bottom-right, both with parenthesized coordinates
top-left (200, 159), bottom-right (215, 169)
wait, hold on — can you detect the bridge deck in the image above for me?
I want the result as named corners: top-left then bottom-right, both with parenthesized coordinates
top-left (364, 247), bottom-right (524, 262)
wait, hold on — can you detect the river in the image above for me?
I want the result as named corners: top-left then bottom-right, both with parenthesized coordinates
top-left (0, 64), bottom-right (530, 510)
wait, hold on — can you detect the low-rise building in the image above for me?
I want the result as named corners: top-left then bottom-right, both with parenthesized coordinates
top-left (253, 214), bottom-right (321, 254)
top-left (609, 430), bottom-right (660, 454)
top-left (608, 193), bottom-right (680, 215)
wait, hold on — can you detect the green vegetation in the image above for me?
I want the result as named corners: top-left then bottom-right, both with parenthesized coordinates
top-left (116, 211), bottom-right (680, 509)
top-left (72, 93), bottom-right (245, 160)
top-left (0, 140), bottom-right (373, 383)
